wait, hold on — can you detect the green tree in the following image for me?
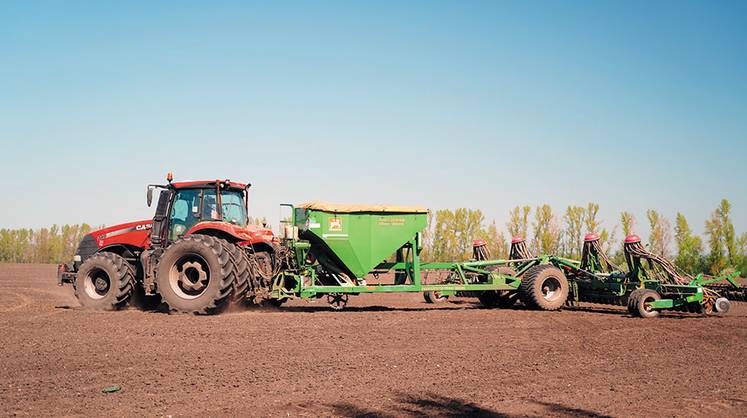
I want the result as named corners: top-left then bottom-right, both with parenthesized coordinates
top-left (718, 199), bottom-right (738, 265)
top-left (532, 204), bottom-right (560, 254)
top-left (431, 209), bottom-right (487, 261)
top-left (704, 199), bottom-right (738, 274)
top-left (584, 203), bottom-right (601, 234)
top-left (620, 212), bottom-right (635, 236)
top-left (507, 206), bottom-right (531, 238)
top-left (562, 206), bottom-right (585, 258)
top-left (737, 232), bottom-right (747, 274)
top-left (431, 209), bottom-right (456, 261)
top-left (453, 208), bottom-right (486, 259)
top-left (705, 209), bottom-right (725, 274)
top-left (646, 209), bottom-right (672, 257)
top-left (581, 202), bottom-right (615, 253)
top-left (674, 213), bottom-right (703, 274)
top-left (420, 212), bottom-right (434, 261)
top-left (0, 224), bottom-right (97, 264)
top-left (477, 221), bottom-right (508, 259)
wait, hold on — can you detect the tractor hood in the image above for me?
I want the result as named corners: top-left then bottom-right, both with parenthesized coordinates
top-left (91, 220), bottom-right (154, 249)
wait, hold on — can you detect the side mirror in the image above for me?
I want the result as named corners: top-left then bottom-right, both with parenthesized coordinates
top-left (147, 187), bottom-right (154, 207)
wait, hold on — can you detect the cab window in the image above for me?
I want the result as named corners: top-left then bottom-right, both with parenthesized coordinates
top-left (169, 189), bottom-right (201, 240)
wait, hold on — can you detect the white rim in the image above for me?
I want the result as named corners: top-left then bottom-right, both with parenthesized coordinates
top-left (168, 255), bottom-right (211, 300)
top-left (84, 268), bottom-right (110, 300)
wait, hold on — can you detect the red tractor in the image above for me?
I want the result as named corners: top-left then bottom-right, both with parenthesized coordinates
top-left (58, 174), bottom-right (278, 314)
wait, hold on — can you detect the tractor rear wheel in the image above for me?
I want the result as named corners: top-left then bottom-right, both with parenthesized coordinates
top-left (225, 242), bottom-right (250, 304)
top-left (155, 235), bottom-right (235, 314)
top-left (478, 267), bottom-right (518, 308)
top-left (74, 252), bottom-right (134, 310)
top-left (519, 265), bottom-right (569, 311)
top-left (423, 291), bottom-right (449, 303)
top-left (628, 288), bottom-right (661, 318)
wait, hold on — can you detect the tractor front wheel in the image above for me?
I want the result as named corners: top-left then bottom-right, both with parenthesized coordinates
top-left (155, 235), bottom-right (235, 314)
top-left (74, 252), bottom-right (134, 310)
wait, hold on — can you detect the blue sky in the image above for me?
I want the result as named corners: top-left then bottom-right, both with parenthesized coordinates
top-left (1, 1), bottom-right (745, 245)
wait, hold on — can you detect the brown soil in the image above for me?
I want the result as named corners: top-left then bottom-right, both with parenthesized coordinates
top-left (1, 263), bottom-right (746, 417)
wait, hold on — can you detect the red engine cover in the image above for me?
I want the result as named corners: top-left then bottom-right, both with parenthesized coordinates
top-left (92, 220), bottom-right (153, 250)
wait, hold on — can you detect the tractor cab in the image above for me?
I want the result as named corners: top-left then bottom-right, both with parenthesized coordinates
top-left (147, 174), bottom-right (252, 248)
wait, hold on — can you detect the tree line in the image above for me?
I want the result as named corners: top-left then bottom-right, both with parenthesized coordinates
top-left (0, 224), bottom-right (96, 264)
top-left (421, 199), bottom-right (746, 276)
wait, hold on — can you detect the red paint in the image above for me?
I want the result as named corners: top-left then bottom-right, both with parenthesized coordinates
top-left (472, 239), bottom-right (487, 247)
top-left (511, 236), bottom-right (524, 244)
top-left (83, 179), bottom-right (273, 254)
top-left (187, 222), bottom-right (275, 245)
top-left (87, 219), bottom-right (276, 252)
top-left (171, 180), bottom-right (247, 189)
top-left (584, 233), bottom-right (599, 242)
top-left (93, 220), bottom-right (153, 249)
top-left (624, 234), bottom-right (641, 243)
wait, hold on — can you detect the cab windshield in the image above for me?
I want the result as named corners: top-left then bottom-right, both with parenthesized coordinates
top-left (168, 188), bottom-right (247, 240)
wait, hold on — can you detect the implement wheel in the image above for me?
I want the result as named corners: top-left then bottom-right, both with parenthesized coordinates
top-left (479, 266), bottom-right (518, 308)
top-left (519, 265), bottom-right (569, 311)
top-left (628, 288), bottom-right (661, 318)
top-left (424, 291), bottom-right (449, 304)
top-left (75, 252), bottom-right (134, 310)
top-left (156, 235), bottom-right (235, 314)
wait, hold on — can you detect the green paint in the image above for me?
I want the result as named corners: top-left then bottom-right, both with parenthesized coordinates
top-left (295, 207), bottom-right (427, 278)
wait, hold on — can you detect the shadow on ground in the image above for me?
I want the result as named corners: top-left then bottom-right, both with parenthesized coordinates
top-left (328, 393), bottom-right (611, 418)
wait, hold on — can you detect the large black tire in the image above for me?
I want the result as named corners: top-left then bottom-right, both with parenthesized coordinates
top-left (519, 265), bottom-right (569, 311)
top-left (478, 267), bottom-right (519, 308)
top-left (423, 291), bottom-right (449, 304)
top-left (628, 288), bottom-right (661, 318)
top-left (155, 235), bottom-right (235, 314)
top-left (225, 243), bottom-right (250, 304)
top-left (626, 289), bottom-right (642, 315)
top-left (74, 252), bottom-right (134, 310)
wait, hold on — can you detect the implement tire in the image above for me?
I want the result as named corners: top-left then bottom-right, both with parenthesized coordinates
top-left (519, 265), bottom-right (569, 311)
top-left (626, 289), bottom-right (643, 315)
top-left (478, 266), bottom-right (518, 308)
top-left (629, 288), bottom-right (661, 318)
top-left (156, 235), bottom-right (235, 314)
top-left (424, 291), bottom-right (449, 303)
top-left (74, 252), bottom-right (134, 310)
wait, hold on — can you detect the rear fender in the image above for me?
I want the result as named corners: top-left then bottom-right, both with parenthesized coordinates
top-left (187, 222), bottom-right (275, 246)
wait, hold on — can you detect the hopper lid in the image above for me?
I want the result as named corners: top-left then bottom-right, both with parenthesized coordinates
top-left (297, 201), bottom-right (428, 214)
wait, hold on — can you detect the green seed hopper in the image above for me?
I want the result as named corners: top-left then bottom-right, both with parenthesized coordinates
top-left (272, 201), bottom-right (523, 310)
top-left (294, 202), bottom-right (429, 279)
